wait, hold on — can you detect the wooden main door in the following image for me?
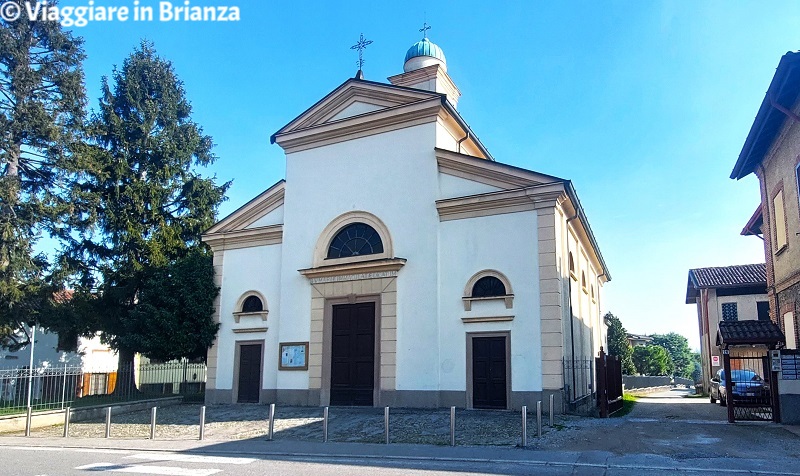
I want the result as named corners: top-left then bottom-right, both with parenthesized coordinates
top-left (472, 336), bottom-right (508, 409)
top-left (237, 343), bottom-right (262, 403)
top-left (330, 302), bottom-right (375, 406)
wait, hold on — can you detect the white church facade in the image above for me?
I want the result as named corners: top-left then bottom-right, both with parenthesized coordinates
top-left (202, 36), bottom-right (610, 410)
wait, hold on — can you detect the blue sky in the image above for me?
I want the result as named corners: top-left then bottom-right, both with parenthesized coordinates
top-left (59, 0), bottom-right (800, 349)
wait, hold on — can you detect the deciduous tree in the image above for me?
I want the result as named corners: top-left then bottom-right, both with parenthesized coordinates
top-left (651, 332), bottom-right (693, 379)
top-left (632, 344), bottom-right (674, 376)
top-left (605, 312), bottom-right (636, 374)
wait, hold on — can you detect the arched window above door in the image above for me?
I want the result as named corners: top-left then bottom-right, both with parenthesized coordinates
top-left (233, 291), bottom-right (269, 323)
top-left (463, 270), bottom-right (514, 311)
top-left (312, 211), bottom-right (394, 267)
top-left (471, 276), bottom-right (507, 298)
top-left (326, 222), bottom-right (384, 259)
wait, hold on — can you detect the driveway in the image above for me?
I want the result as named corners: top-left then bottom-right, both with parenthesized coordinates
top-left (534, 388), bottom-right (800, 460)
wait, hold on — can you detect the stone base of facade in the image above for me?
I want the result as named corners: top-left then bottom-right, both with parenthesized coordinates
top-left (206, 388), bottom-right (566, 413)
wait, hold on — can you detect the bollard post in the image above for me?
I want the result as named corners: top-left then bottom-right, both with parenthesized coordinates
top-left (323, 406), bottom-right (329, 443)
top-left (450, 406), bottom-right (456, 447)
top-left (63, 407), bottom-right (70, 438)
top-left (24, 407), bottom-right (32, 437)
top-left (521, 405), bottom-right (527, 447)
top-left (268, 403), bottom-right (275, 441)
top-left (199, 406), bottom-right (206, 440)
top-left (105, 407), bottom-right (112, 439)
top-left (549, 394), bottom-right (554, 427)
top-left (150, 407), bottom-right (157, 440)
top-left (537, 401), bottom-right (542, 438)
top-left (384, 406), bottom-right (390, 445)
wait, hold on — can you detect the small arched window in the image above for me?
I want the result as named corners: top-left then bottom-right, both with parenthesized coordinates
top-left (471, 276), bottom-right (507, 298)
top-left (581, 272), bottom-right (587, 291)
top-left (242, 296), bottom-right (264, 313)
top-left (568, 252), bottom-right (575, 278)
top-left (327, 223), bottom-right (384, 259)
top-left (591, 285), bottom-right (595, 300)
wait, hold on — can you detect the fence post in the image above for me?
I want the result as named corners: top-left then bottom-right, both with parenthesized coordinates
top-left (450, 406), bottom-right (456, 447)
top-left (61, 363), bottom-right (68, 410)
top-left (723, 349), bottom-right (734, 423)
top-left (537, 401), bottom-right (542, 438)
top-left (150, 407), bottom-right (157, 440)
top-left (521, 405), bottom-right (527, 447)
top-left (63, 407), bottom-right (70, 438)
top-left (384, 406), bottom-right (390, 445)
top-left (323, 406), bottom-right (328, 443)
top-left (24, 406), bottom-right (32, 437)
top-left (268, 403), bottom-right (275, 441)
top-left (199, 405), bottom-right (206, 440)
top-left (549, 394), bottom-right (554, 427)
top-left (596, 347), bottom-right (608, 418)
top-left (105, 407), bottom-right (112, 438)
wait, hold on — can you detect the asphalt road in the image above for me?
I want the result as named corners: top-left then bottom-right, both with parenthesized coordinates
top-left (2, 442), bottom-right (799, 476)
top-left (2, 388), bottom-right (799, 475)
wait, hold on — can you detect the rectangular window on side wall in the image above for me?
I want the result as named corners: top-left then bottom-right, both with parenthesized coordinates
top-left (721, 302), bottom-right (738, 322)
top-left (773, 189), bottom-right (788, 251)
top-left (757, 301), bottom-right (771, 321)
top-left (796, 162), bottom-right (800, 214)
top-left (784, 312), bottom-right (797, 349)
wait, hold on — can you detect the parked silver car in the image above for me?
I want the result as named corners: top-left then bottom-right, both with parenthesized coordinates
top-left (709, 369), bottom-right (768, 406)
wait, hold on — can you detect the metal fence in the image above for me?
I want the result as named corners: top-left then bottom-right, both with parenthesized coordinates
top-left (563, 357), bottom-right (594, 405)
top-left (0, 360), bottom-right (206, 415)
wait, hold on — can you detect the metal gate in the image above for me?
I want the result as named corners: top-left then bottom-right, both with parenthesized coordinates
top-left (596, 348), bottom-right (623, 417)
top-left (723, 349), bottom-right (778, 422)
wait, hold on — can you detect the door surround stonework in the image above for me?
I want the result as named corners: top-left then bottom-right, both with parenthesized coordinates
top-left (466, 331), bottom-right (511, 410)
top-left (307, 275), bottom-right (398, 407)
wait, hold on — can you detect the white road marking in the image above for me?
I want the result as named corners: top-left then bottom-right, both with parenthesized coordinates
top-left (4, 446), bottom-right (131, 455)
top-left (75, 463), bottom-right (221, 476)
top-left (127, 452), bottom-right (255, 465)
top-left (3, 446), bottom-right (61, 451)
top-left (75, 449), bottom-right (133, 455)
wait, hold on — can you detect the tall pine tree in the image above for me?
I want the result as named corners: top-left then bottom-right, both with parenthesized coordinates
top-left (65, 41), bottom-right (228, 388)
top-left (0, 4), bottom-right (86, 346)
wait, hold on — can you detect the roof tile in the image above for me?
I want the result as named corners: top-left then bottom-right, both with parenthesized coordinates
top-left (688, 263), bottom-right (766, 289)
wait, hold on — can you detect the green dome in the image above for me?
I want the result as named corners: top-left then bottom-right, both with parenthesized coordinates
top-left (404, 38), bottom-right (446, 64)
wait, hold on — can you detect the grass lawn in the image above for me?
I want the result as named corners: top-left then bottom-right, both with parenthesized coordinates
top-left (611, 393), bottom-right (637, 418)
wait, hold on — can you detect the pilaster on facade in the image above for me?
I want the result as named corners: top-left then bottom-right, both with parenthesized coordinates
top-left (538, 206), bottom-right (565, 390)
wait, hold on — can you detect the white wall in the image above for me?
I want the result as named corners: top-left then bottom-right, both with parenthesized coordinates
top-left (0, 328), bottom-right (81, 369)
top-left (279, 123), bottom-right (443, 391)
top-left (246, 204), bottom-right (284, 229)
top-left (215, 244), bottom-right (282, 391)
top-left (438, 211), bottom-right (541, 392)
top-left (438, 173), bottom-right (502, 198)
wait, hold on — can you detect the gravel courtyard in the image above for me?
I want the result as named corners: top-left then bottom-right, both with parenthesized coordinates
top-left (9, 387), bottom-right (800, 458)
top-left (12, 403), bottom-right (565, 446)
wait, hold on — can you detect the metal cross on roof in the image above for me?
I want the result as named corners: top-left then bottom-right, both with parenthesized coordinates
top-left (350, 33), bottom-right (373, 71)
top-left (419, 22), bottom-right (431, 39)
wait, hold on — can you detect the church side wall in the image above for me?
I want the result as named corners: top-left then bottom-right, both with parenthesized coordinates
top-left (207, 244), bottom-right (282, 403)
top-left (437, 211), bottom-right (542, 408)
top-left (279, 123), bottom-right (442, 404)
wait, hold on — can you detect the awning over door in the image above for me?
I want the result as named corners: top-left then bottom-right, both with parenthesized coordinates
top-left (716, 320), bottom-right (785, 349)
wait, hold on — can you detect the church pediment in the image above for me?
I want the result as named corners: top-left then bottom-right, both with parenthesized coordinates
top-left (270, 78), bottom-right (445, 152)
top-left (204, 180), bottom-right (285, 235)
top-left (436, 148), bottom-right (562, 190)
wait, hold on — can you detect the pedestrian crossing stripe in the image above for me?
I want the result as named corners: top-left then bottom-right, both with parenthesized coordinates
top-left (126, 453), bottom-right (256, 465)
